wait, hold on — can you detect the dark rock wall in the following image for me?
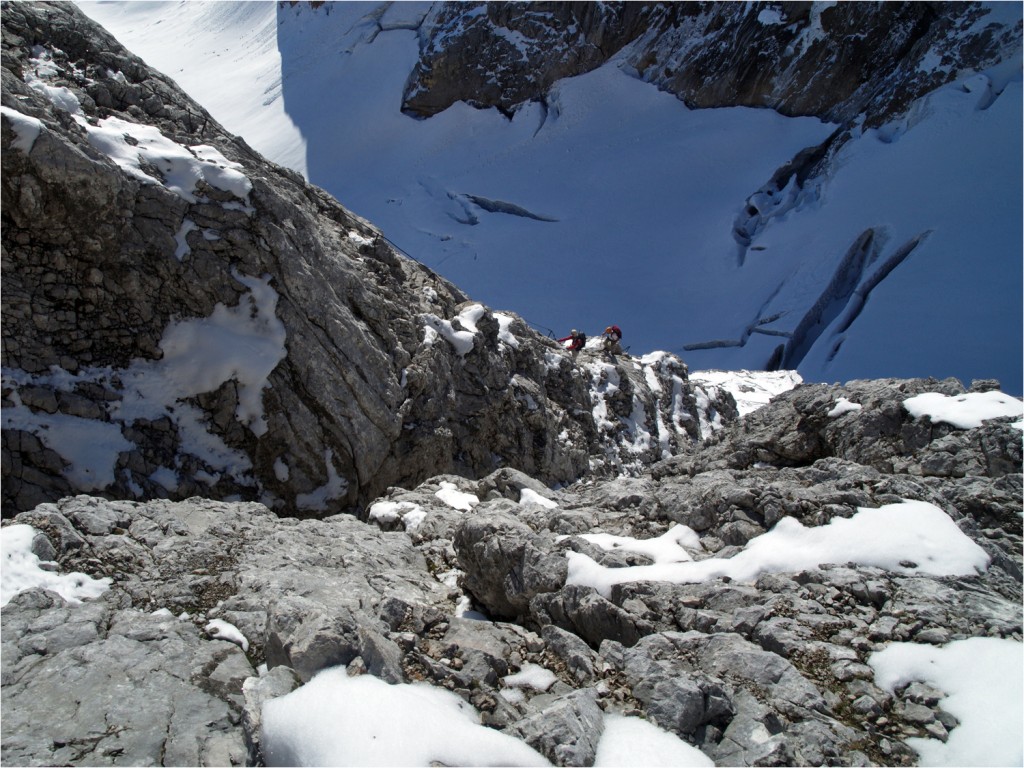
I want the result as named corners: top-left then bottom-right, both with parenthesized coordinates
top-left (403, 2), bottom-right (1020, 129)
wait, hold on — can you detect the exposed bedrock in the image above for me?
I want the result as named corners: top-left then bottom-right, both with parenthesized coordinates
top-left (3, 378), bottom-right (1020, 766)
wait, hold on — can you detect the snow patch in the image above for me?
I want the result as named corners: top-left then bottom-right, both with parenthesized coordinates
top-left (206, 618), bottom-right (249, 652)
top-left (502, 663), bottom-right (557, 692)
top-left (1, 396), bottom-right (134, 491)
top-left (295, 449), bottom-right (348, 511)
top-left (421, 314), bottom-right (476, 356)
top-left (564, 525), bottom-right (702, 564)
top-left (903, 390), bottom-right (1023, 429)
top-left (149, 466), bottom-right (179, 492)
top-left (347, 230), bottom-right (375, 246)
top-left (756, 8), bottom-right (785, 26)
top-left (79, 116), bottom-right (255, 208)
top-left (827, 397), bottom-right (862, 417)
top-left (368, 500), bottom-right (428, 532)
top-left (595, 714), bottom-right (715, 767)
top-left (495, 313), bottom-right (520, 348)
top-left (0, 106), bottom-right (43, 152)
top-left (25, 44), bottom-right (256, 211)
top-left (435, 481), bottom-right (479, 511)
top-left (518, 488), bottom-right (557, 509)
top-left (134, 270), bottom-right (287, 438)
top-left (1, 524), bottom-right (111, 607)
top-left (869, 637), bottom-right (1023, 767)
top-left (260, 667), bottom-right (549, 767)
top-left (174, 219), bottom-right (198, 261)
top-left (690, 370), bottom-right (803, 416)
top-left (2, 270), bottom-right (288, 490)
top-left (568, 500), bottom-right (989, 598)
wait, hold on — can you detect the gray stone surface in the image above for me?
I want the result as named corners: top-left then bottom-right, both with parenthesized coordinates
top-left (2, 592), bottom-right (248, 766)
top-left (454, 508), bottom-right (567, 621)
top-left (2, 494), bottom-right (460, 766)
top-left (510, 688), bottom-right (605, 767)
top-left (4, 368), bottom-right (1023, 767)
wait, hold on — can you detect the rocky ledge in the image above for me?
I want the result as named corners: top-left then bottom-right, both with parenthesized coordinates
top-left (2, 377), bottom-right (1020, 766)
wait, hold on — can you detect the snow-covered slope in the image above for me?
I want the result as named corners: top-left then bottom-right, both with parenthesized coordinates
top-left (77, 1), bottom-right (1023, 393)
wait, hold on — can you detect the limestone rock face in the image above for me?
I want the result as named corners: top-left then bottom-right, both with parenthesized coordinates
top-left (1, 494), bottom-right (455, 766)
top-left (403, 2), bottom-right (1020, 128)
top-left (2, 378), bottom-right (1021, 766)
top-left (1, 1), bottom-right (727, 516)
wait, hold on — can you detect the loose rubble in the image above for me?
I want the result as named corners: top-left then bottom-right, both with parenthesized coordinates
top-left (3, 377), bottom-right (1020, 766)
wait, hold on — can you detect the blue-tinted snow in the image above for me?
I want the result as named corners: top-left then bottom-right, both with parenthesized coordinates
top-left (76, 2), bottom-right (1024, 393)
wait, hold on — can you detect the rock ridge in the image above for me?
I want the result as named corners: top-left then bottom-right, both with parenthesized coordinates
top-left (402, 2), bottom-right (1021, 130)
top-left (1, 1), bottom-right (732, 516)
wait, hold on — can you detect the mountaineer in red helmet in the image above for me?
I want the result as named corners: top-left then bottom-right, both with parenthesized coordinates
top-left (602, 325), bottom-right (622, 355)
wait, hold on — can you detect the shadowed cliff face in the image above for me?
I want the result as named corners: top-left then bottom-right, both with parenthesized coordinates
top-left (0, 1), bottom-right (732, 515)
top-left (402, 2), bottom-right (1020, 127)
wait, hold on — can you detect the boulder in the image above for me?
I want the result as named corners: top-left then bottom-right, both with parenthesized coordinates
top-left (510, 688), bottom-right (605, 767)
top-left (454, 508), bottom-right (567, 621)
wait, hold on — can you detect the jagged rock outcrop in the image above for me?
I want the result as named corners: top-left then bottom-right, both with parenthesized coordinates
top-left (403, 2), bottom-right (1021, 129)
top-left (3, 378), bottom-right (1019, 766)
top-left (2, 4), bottom-right (1021, 767)
top-left (0, 1), bottom-right (732, 516)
